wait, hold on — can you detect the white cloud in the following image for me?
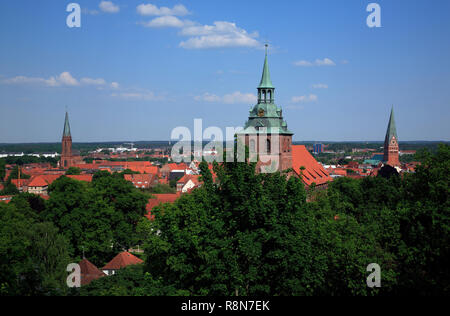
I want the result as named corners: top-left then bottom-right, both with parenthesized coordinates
top-left (312, 83), bottom-right (328, 89)
top-left (291, 94), bottom-right (318, 103)
top-left (2, 72), bottom-right (79, 87)
top-left (137, 3), bottom-right (260, 49)
top-left (58, 72), bottom-right (79, 86)
top-left (294, 58), bottom-right (336, 67)
top-left (1, 72), bottom-right (120, 89)
top-left (137, 4), bottom-right (189, 16)
top-left (180, 21), bottom-right (259, 49)
top-left (195, 91), bottom-right (257, 104)
top-left (142, 16), bottom-right (187, 28)
top-left (99, 1), bottom-right (120, 14)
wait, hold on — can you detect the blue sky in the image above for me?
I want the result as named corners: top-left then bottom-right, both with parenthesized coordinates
top-left (0, 0), bottom-right (449, 143)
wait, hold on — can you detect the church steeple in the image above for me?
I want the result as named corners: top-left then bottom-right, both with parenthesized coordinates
top-left (63, 111), bottom-right (71, 137)
top-left (257, 44), bottom-right (275, 104)
top-left (61, 111), bottom-right (73, 169)
top-left (384, 107), bottom-right (397, 142)
top-left (383, 106), bottom-right (400, 167)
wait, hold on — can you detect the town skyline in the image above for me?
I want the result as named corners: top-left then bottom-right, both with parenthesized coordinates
top-left (1, 0), bottom-right (450, 143)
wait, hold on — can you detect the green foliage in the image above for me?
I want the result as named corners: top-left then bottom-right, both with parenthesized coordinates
top-left (137, 145), bottom-right (449, 296)
top-left (65, 167), bottom-right (81, 175)
top-left (8, 165), bottom-right (31, 180)
top-left (0, 179), bottom-right (19, 195)
top-left (148, 183), bottom-right (176, 194)
top-left (0, 156), bottom-right (58, 167)
top-left (41, 172), bottom-right (148, 266)
top-left (121, 169), bottom-right (140, 175)
top-left (0, 202), bottom-right (70, 296)
top-left (77, 264), bottom-right (185, 296)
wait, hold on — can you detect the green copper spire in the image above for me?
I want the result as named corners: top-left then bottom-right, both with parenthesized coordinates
top-left (237, 47), bottom-right (293, 136)
top-left (258, 44), bottom-right (274, 89)
top-left (63, 111), bottom-right (71, 137)
top-left (385, 107), bottom-right (398, 141)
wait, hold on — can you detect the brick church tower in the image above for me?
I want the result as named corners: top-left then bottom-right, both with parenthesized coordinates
top-left (383, 107), bottom-right (400, 167)
top-left (60, 111), bottom-right (73, 168)
top-left (237, 45), bottom-right (293, 173)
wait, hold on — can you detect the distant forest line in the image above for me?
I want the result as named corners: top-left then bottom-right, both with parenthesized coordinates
top-left (0, 141), bottom-right (447, 154)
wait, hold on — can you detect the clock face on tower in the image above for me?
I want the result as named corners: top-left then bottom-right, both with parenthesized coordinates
top-left (258, 109), bottom-right (265, 117)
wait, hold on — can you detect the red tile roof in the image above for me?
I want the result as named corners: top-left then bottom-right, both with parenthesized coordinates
top-left (102, 251), bottom-right (143, 270)
top-left (145, 193), bottom-right (181, 220)
top-left (124, 173), bottom-right (157, 188)
top-left (11, 178), bottom-right (31, 188)
top-left (167, 163), bottom-right (188, 171)
top-left (177, 174), bottom-right (201, 185)
top-left (292, 145), bottom-right (333, 187)
top-left (27, 174), bottom-right (93, 187)
top-left (79, 258), bottom-right (105, 286)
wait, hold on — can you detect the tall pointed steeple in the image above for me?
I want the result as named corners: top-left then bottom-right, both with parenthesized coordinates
top-left (257, 44), bottom-right (275, 104)
top-left (61, 111), bottom-right (73, 169)
top-left (258, 44), bottom-right (274, 89)
top-left (383, 106), bottom-right (400, 167)
top-left (63, 111), bottom-right (71, 137)
top-left (384, 107), bottom-right (397, 142)
top-left (236, 46), bottom-right (294, 172)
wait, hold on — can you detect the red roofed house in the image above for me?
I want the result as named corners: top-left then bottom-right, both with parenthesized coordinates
top-left (124, 173), bottom-right (158, 189)
top-left (27, 174), bottom-right (93, 196)
top-left (79, 258), bottom-right (105, 286)
top-left (176, 174), bottom-right (201, 193)
top-left (102, 251), bottom-right (144, 276)
top-left (145, 193), bottom-right (181, 220)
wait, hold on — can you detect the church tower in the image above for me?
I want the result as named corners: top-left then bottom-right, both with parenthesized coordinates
top-left (61, 111), bottom-right (73, 169)
top-left (237, 45), bottom-right (294, 173)
top-left (383, 107), bottom-right (400, 167)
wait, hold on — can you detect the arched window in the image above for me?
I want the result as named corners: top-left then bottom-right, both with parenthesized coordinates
top-left (267, 138), bottom-right (271, 153)
top-left (268, 90), bottom-right (272, 102)
top-left (263, 90), bottom-right (266, 102)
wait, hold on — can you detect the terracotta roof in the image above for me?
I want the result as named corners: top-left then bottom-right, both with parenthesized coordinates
top-left (146, 193), bottom-right (181, 220)
top-left (79, 258), bottom-right (105, 286)
top-left (28, 175), bottom-right (58, 187)
top-left (177, 174), bottom-right (201, 185)
top-left (102, 252), bottom-right (143, 270)
top-left (292, 145), bottom-right (333, 187)
top-left (167, 163), bottom-right (188, 171)
top-left (27, 174), bottom-right (92, 187)
top-left (11, 178), bottom-right (31, 188)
